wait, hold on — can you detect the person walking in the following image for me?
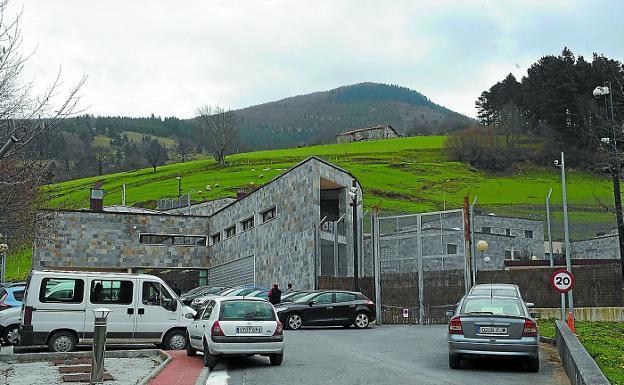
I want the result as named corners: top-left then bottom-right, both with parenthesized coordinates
top-left (268, 283), bottom-right (282, 305)
top-left (286, 283), bottom-right (293, 292)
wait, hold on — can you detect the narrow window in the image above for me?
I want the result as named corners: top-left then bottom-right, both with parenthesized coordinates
top-left (524, 230), bottom-right (533, 239)
top-left (262, 207), bottom-right (276, 223)
top-left (481, 226), bottom-right (491, 234)
top-left (210, 233), bottom-right (221, 245)
top-left (226, 226), bottom-right (237, 238)
top-left (242, 216), bottom-right (255, 231)
top-left (447, 244), bottom-right (458, 254)
top-left (506, 228), bottom-right (511, 236)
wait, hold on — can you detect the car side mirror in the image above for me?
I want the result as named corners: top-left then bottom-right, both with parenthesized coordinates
top-left (530, 312), bottom-right (540, 319)
top-left (526, 302), bottom-right (535, 308)
top-left (446, 310), bottom-right (454, 317)
top-left (185, 312), bottom-right (195, 319)
top-left (308, 300), bottom-right (316, 307)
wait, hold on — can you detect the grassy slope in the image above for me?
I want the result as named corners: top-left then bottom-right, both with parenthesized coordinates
top-left (538, 320), bottom-right (624, 385)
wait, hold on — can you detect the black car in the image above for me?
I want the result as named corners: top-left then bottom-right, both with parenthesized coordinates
top-left (275, 290), bottom-right (375, 330)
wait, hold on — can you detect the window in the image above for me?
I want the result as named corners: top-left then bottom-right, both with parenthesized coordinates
top-left (335, 292), bottom-right (357, 303)
top-left (140, 234), bottom-right (206, 246)
top-left (524, 230), bottom-right (533, 239)
top-left (447, 244), bottom-right (458, 254)
top-left (225, 226), bottom-right (236, 238)
top-left (90, 280), bottom-right (133, 305)
top-left (505, 250), bottom-right (512, 259)
top-left (142, 281), bottom-right (176, 311)
top-left (505, 228), bottom-right (511, 236)
top-left (314, 292), bottom-right (334, 304)
top-left (210, 233), bottom-right (221, 245)
top-left (219, 300), bottom-right (276, 321)
top-left (242, 216), bottom-right (255, 231)
top-left (201, 300), bottom-right (215, 320)
top-left (13, 290), bottom-right (24, 302)
top-left (481, 226), bottom-right (491, 234)
top-left (262, 207), bottom-right (276, 223)
top-left (40, 278), bottom-right (84, 303)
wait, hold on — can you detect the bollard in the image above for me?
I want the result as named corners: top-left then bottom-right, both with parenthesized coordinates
top-left (90, 308), bottom-right (111, 384)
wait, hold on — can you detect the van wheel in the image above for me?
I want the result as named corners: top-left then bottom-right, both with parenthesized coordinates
top-left (163, 329), bottom-right (187, 350)
top-left (3, 324), bottom-right (19, 345)
top-left (48, 331), bottom-right (77, 353)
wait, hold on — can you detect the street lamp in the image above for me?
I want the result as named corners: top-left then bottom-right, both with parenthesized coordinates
top-left (348, 180), bottom-right (361, 292)
top-left (554, 152), bottom-right (574, 314)
top-left (593, 82), bottom-right (624, 280)
top-left (0, 135), bottom-right (18, 159)
top-left (0, 243), bottom-right (7, 284)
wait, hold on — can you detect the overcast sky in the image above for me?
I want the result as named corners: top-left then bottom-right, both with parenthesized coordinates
top-left (13, 0), bottom-right (624, 118)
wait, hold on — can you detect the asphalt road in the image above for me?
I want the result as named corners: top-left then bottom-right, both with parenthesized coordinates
top-left (206, 325), bottom-right (570, 385)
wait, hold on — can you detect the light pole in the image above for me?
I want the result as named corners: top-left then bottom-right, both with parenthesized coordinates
top-left (475, 240), bottom-right (488, 283)
top-left (0, 243), bottom-right (7, 284)
top-left (176, 176), bottom-right (182, 199)
top-left (546, 188), bottom-right (554, 267)
top-left (348, 180), bottom-right (360, 292)
top-left (593, 82), bottom-right (624, 279)
top-left (554, 152), bottom-right (573, 314)
top-left (0, 135), bottom-right (18, 159)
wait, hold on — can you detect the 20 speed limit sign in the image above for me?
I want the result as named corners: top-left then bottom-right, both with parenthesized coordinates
top-left (550, 269), bottom-right (575, 293)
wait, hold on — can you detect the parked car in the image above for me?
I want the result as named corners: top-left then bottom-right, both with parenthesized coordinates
top-left (19, 270), bottom-right (196, 352)
top-left (275, 290), bottom-right (375, 330)
top-left (190, 286), bottom-right (265, 310)
top-left (186, 296), bottom-right (284, 368)
top-left (468, 284), bottom-right (523, 299)
top-left (0, 306), bottom-right (21, 345)
top-left (447, 294), bottom-right (540, 372)
top-left (181, 286), bottom-right (226, 306)
top-left (0, 284), bottom-right (25, 311)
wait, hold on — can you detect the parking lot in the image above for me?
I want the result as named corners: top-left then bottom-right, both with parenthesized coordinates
top-left (206, 325), bottom-right (570, 385)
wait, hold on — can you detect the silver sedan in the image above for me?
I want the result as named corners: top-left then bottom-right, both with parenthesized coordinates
top-left (447, 295), bottom-right (540, 372)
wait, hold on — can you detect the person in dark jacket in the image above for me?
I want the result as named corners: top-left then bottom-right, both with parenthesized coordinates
top-left (268, 283), bottom-right (282, 305)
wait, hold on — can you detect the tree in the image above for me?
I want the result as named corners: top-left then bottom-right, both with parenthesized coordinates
top-left (0, 0), bottom-right (84, 246)
top-left (195, 105), bottom-right (239, 166)
top-left (172, 136), bottom-right (194, 163)
top-left (140, 137), bottom-right (168, 172)
top-left (93, 148), bottom-right (110, 176)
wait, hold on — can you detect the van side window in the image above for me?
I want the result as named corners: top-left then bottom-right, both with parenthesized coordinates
top-left (201, 300), bottom-right (215, 320)
top-left (39, 278), bottom-right (84, 303)
top-left (90, 280), bottom-right (133, 305)
top-left (142, 282), bottom-right (175, 311)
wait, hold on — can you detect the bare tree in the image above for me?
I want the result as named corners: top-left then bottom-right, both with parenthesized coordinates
top-left (140, 137), bottom-right (168, 172)
top-left (172, 135), bottom-right (194, 163)
top-left (195, 105), bottom-right (239, 166)
top-left (0, 0), bottom-right (85, 246)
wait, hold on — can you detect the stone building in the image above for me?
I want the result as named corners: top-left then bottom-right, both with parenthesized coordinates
top-left (336, 124), bottom-right (400, 143)
top-left (572, 230), bottom-right (621, 259)
top-left (33, 157), bottom-right (363, 291)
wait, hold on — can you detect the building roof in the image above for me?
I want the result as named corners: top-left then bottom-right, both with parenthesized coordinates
top-left (103, 205), bottom-right (163, 214)
top-left (336, 124), bottom-right (399, 137)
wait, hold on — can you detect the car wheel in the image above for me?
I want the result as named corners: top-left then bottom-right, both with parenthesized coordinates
top-left (203, 341), bottom-right (218, 369)
top-left (3, 324), bottom-right (19, 346)
top-left (286, 314), bottom-right (303, 330)
top-left (448, 353), bottom-right (460, 369)
top-left (269, 353), bottom-right (283, 366)
top-left (163, 329), bottom-right (187, 350)
top-left (48, 331), bottom-right (77, 353)
top-left (186, 334), bottom-right (197, 357)
top-left (525, 357), bottom-right (539, 372)
top-left (353, 312), bottom-right (370, 329)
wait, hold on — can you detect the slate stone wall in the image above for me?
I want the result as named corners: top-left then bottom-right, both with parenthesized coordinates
top-left (572, 234), bottom-right (621, 259)
top-left (33, 210), bottom-right (210, 269)
top-left (165, 198), bottom-right (235, 216)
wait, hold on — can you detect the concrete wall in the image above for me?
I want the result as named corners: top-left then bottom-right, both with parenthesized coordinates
top-left (33, 210), bottom-right (210, 269)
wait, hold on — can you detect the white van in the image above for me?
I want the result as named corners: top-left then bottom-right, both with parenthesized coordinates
top-left (19, 270), bottom-right (196, 352)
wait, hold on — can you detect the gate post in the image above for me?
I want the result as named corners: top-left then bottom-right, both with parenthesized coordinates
top-left (417, 214), bottom-right (424, 325)
top-left (372, 208), bottom-right (382, 325)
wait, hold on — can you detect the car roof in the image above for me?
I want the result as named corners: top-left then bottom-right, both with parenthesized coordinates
top-left (471, 284), bottom-right (518, 289)
top-left (463, 295), bottom-right (524, 302)
top-left (217, 296), bottom-right (269, 303)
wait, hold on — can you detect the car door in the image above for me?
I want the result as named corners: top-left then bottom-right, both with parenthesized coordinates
top-left (303, 292), bottom-right (335, 325)
top-left (84, 277), bottom-right (137, 342)
top-left (134, 279), bottom-right (179, 343)
top-left (190, 300), bottom-right (215, 349)
top-left (333, 292), bottom-right (358, 323)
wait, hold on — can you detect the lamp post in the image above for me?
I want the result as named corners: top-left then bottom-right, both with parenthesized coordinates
top-left (348, 180), bottom-right (360, 292)
top-left (90, 308), bottom-right (111, 384)
top-left (593, 82), bottom-right (624, 279)
top-left (475, 240), bottom-right (488, 283)
top-left (546, 188), bottom-right (554, 267)
top-left (554, 152), bottom-right (574, 314)
top-left (176, 176), bottom-right (182, 199)
top-left (0, 244), bottom-right (7, 284)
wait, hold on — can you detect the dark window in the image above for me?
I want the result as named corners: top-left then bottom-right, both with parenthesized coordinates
top-left (219, 300), bottom-right (276, 321)
top-left (210, 233), bottom-right (221, 245)
top-left (335, 292), bottom-right (357, 302)
top-left (524, 230), bottom-right (533, 239)
top-left (225, 226), bottom-right (236, 238)
top-left (13, 290), bottom-right (24, 302)
top-left (242, 217), bottom-right (255, 231)
top-left (314, 292), bottom-right (334, 304)
top-left (262, 207), bottom-right (276, 223)
top-left (505, 228), bottom-right (511, 236)
top-left (481, 226), bottom-right (491, 234)
top-left (40, 278), bottom-right (84, 303)
top-left (142, 281), bottom-right (175, 311)
top-left (505, 250), bottom-right (512, 259)
top-left (447, 244), bottom-right (458, 254)
top-left (201, 300), bottom-right (215, 320)
top-left (140, 234), bottom-right (206, 246)
top-left (90, 280), bottom-right (133, 305)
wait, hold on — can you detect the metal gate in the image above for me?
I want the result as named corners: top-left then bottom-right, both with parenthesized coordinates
top-left (372, 209), bottom-right (469, 324)
top-left (208, 255), bottom-right (256, 287)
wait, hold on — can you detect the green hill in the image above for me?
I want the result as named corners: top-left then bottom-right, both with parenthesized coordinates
top-left (46, 136), bottom-right (614, 239)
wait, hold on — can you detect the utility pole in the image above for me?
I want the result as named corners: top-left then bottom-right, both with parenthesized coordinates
top-left (556, 152), bottom-right (574, 314)
top-left (546, 188), bottom-right (554, 267)
top-left (349, 180), bottom-right (359, 292)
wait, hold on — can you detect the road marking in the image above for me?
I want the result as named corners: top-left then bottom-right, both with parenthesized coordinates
top-left (205, 363), bottom-right (229, 385)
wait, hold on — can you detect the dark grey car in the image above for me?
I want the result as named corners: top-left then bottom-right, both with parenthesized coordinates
top-left (447, 295), bottom-right (540, 372)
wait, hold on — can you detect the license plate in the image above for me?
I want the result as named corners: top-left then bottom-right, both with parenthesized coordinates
top-left (478, 326), bottom-right (508, 335)
top-left (236, 326), bottom-right (262, 334)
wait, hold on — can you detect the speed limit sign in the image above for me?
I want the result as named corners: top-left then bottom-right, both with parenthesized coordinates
top-left (550, 269), bottom-right (575, 293)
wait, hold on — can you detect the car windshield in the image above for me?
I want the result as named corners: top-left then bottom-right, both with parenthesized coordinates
top-left (220, 300), bottom-right (276, 321)
top-left (283, 292), bottom-right (308, 302)
top-left (461, 298), bottom-right (524, 316)
top-left (470, 288), bottom-right (518, 297)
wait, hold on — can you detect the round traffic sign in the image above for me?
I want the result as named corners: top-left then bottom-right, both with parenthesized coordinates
top-left (550, 269), bottom-right (575, 293)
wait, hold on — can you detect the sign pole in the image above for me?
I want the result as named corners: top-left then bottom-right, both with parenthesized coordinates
top-left (560, 293), bottom-right (565, 321)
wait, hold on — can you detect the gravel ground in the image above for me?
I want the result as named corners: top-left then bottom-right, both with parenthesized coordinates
top-left (0, 357), bottom-right (158, 385)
